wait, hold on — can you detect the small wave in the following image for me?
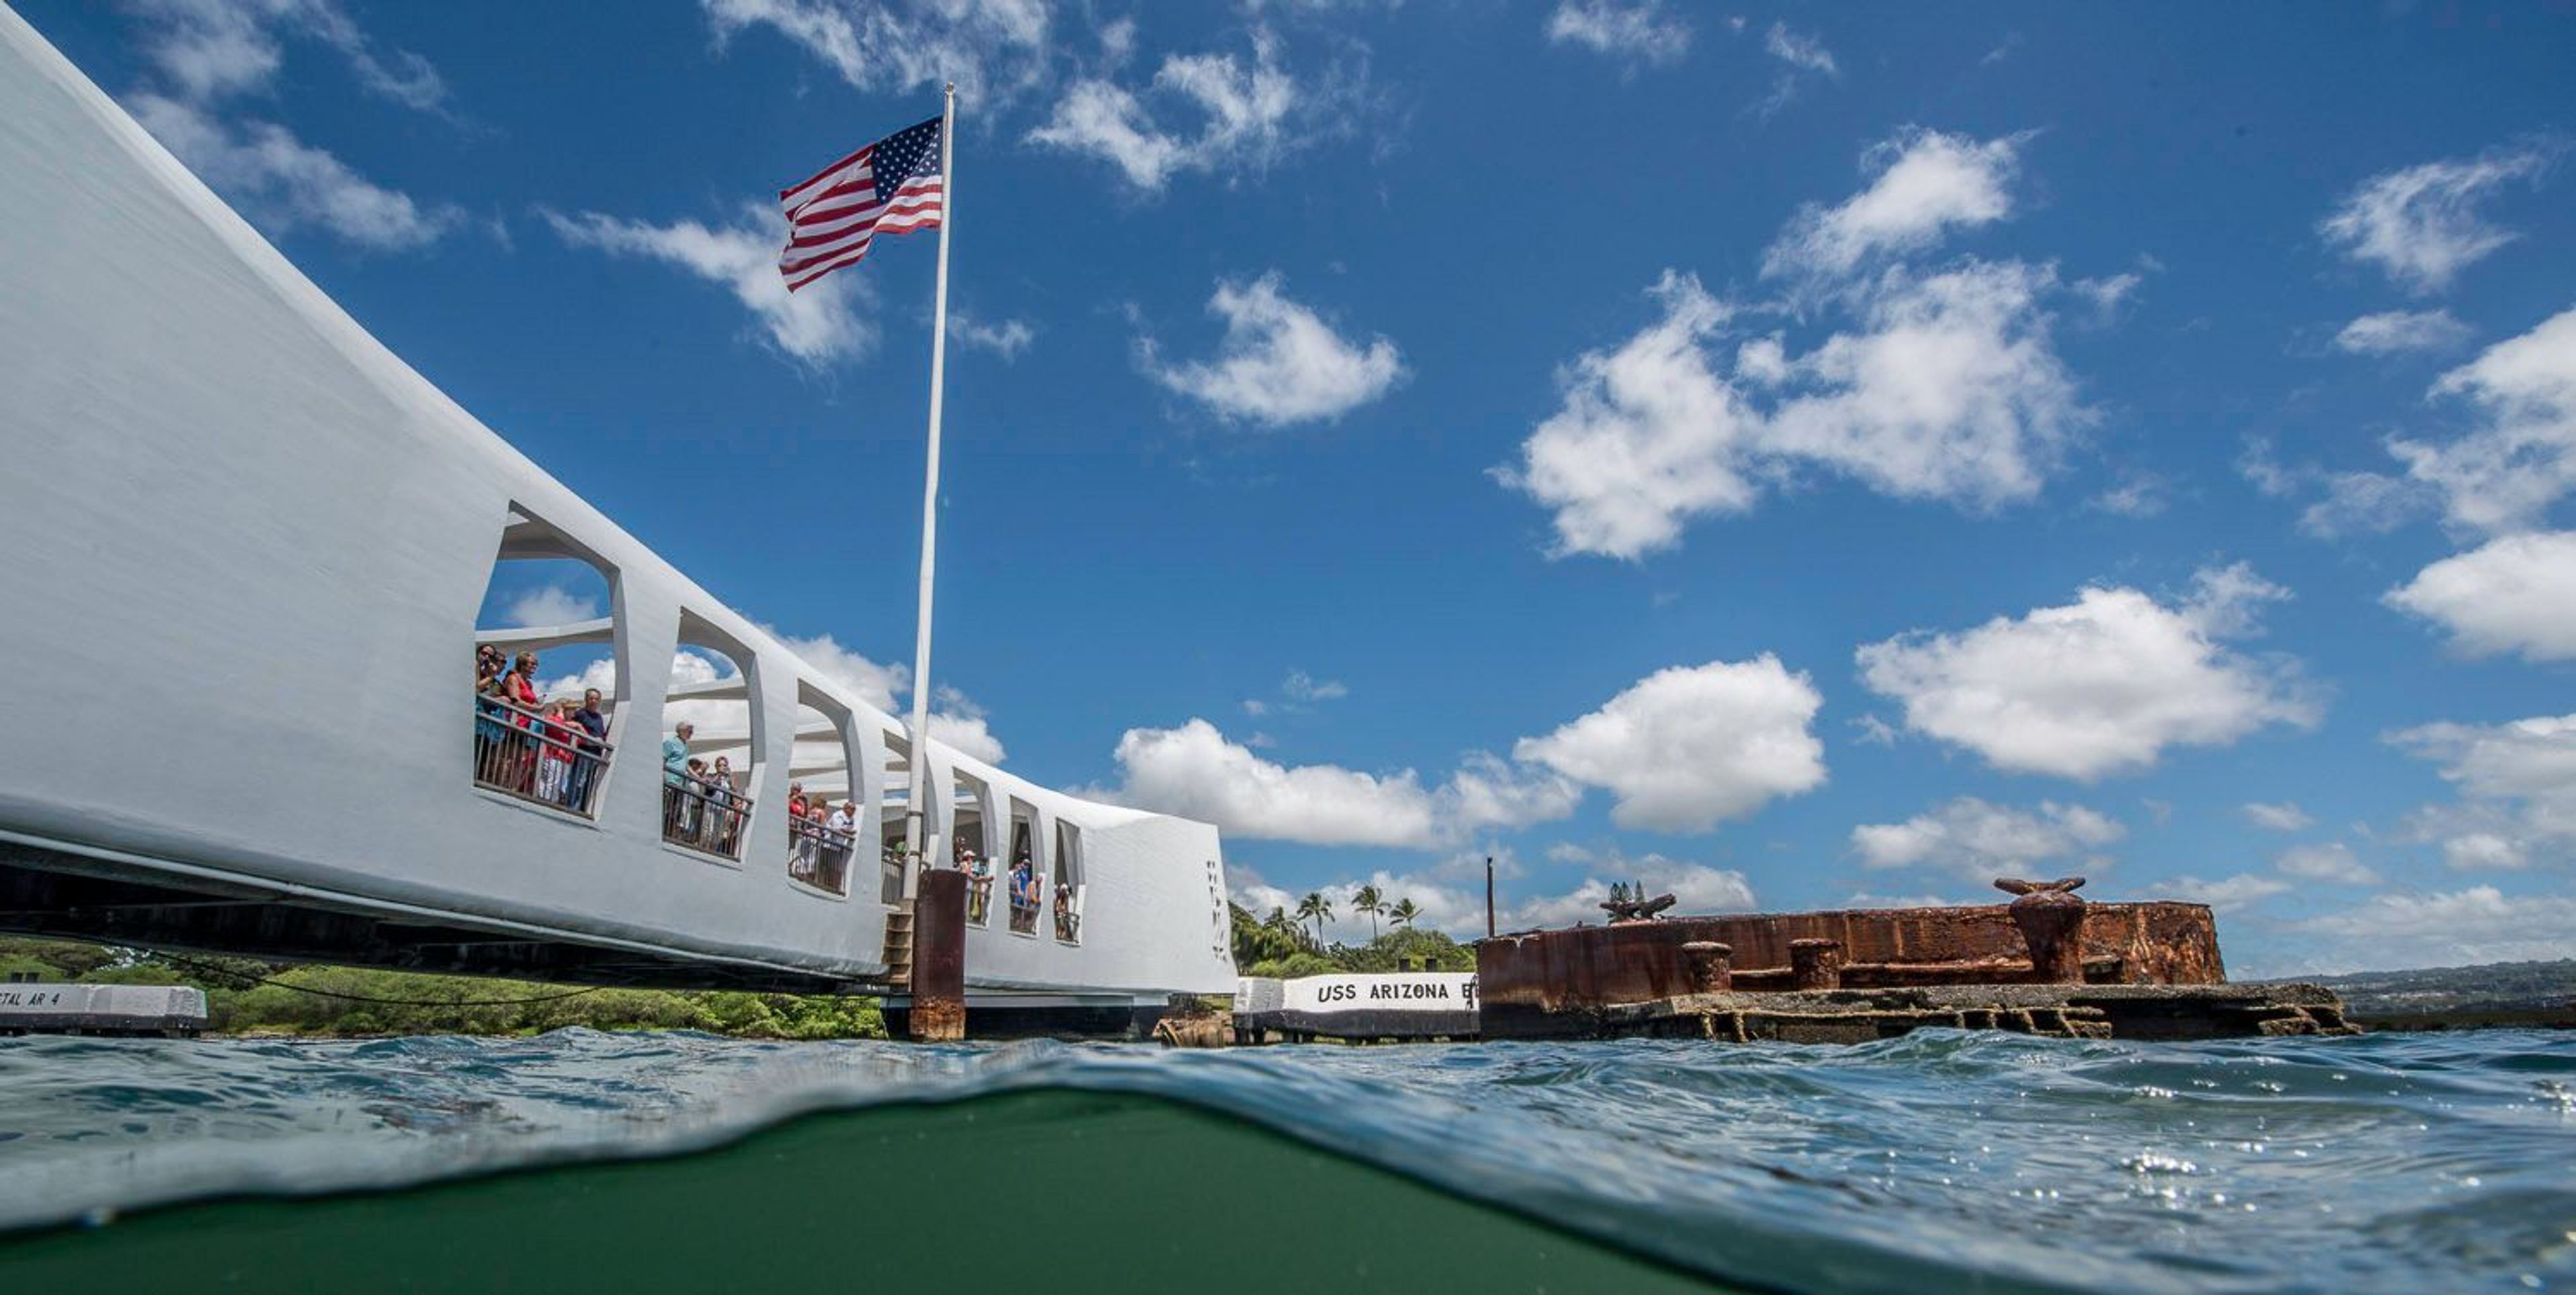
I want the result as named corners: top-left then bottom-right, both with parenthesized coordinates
top-left (4, 1029), bottom-right (2575, 1294)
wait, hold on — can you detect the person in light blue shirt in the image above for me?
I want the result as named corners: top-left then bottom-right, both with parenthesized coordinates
top-left (662, 721), bottom-right (692, 786)
top-left (661, 721), bottom-right (694, 841)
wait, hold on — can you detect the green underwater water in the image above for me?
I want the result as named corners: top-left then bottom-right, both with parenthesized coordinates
top-left (0, 1088), bottom-right (1735, 1294)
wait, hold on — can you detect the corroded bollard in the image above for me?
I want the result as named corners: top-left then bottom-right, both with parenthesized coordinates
top-left (1788, 938), bottom-right (1843, 990)
top-left (1680, 941), bottom-right (1733, 993)
top-left (1996, 876), bottom-right (2087, 984)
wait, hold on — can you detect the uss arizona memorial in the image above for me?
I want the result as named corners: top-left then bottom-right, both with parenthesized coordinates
top-left (0, 10), bottom-right (1237, 1027)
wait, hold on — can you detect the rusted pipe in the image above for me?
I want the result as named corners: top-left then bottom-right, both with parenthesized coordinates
top-left (1680, 941), bottom-right (1733, 993)
top-left (1789, 938), bottom-right (1843, 990)
top-left (1996, 876), bottom-right (2088, 984)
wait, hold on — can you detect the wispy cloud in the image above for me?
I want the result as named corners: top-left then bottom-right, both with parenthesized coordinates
top-left (1545, 0), bottom-right (1692, 70)
top-left (541, 206), bottom-right (875, 366)
top-left (116, 0), bottom-right (461, 251)
top-left (2320, 140), bottom-right (2560, 294)
top-left (950, 312), bottom-right (1036, 360)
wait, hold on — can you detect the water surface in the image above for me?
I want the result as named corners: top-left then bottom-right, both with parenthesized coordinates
top-left (3, 1029), bottom-right (2572, 1293)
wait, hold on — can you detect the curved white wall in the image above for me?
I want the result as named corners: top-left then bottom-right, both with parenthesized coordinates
top-left (0, 8), bottom-right (1235, 998)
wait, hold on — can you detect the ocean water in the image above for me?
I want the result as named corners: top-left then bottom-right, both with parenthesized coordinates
top-left (2, 1029), bottom-right (2573, 1294)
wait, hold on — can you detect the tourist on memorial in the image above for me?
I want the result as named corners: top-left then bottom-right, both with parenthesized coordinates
top-left (1055, 883), bottom-right (1075, 941)
top-left (1010, 856), bottom-right (1037, 932)
top-left (822, 800), bottom-right (854, 887)
top-left (567, 687), bottom-right (610, 811)
top-left (473, 645), bottom-right (508, 783)
top-left (500, 651), bottom-right (544, 792)
top-left (534, 699), bottom-right (579, 806)
top-left (707, 756), bottom-right (739, 851)
top-left (965, 851), bottom-right (991, 923)
top-left (683, 758), bottom-right (714, 843)
top-left (662, 723), bottom-right (694, 839)
top-left (663, 723), bottom-right (692, 784)
top-left (787, 784), bottom-right (812, 878)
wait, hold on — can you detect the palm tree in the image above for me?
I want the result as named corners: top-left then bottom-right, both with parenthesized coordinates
top-left (1389, 897), bottom-right (1421, 929)
top-left (1352, 884), bottom-right (1385, 939)
top-left (1295, 890), bottom-right (1334, 949)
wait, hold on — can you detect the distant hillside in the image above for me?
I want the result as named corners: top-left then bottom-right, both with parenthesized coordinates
top-left (2261, 959), bottom-right (2576, 1030)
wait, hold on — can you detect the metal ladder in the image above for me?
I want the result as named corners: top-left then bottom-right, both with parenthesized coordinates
top-left (880, 900), bottom-right (914, 988)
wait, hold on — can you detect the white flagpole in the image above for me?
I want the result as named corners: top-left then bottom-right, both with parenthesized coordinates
top-left (901, 83), bottom-right (957, 894)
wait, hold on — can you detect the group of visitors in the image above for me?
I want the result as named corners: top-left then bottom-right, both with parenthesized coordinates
top-left (659, 722), bottom-right (753, 856)
top-left (474, 644), bottom-right (610, 813)
top-left (786, 783), bottom-right (857, 888)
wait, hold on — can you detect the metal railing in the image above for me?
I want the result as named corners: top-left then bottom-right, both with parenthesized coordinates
top-left (880, 845), bottom-right (908, 905)
top-left (788, 817), bottom-right (855, 894)
top-left (662, 778), bottom-right (751, 859)
top-left (474, 696), bottom-right (613, 816)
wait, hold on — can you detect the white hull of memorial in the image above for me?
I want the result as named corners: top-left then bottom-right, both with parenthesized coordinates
top-left (0, 9), bottom-right (1236, 1016)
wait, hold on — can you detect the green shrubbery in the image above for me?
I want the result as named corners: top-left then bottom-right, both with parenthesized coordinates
top-left (1229, 902), bottom-right (1477, 979)
top-left (0, 937), bottom-right (885, 1039)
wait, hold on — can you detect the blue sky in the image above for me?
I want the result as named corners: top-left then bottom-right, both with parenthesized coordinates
top-left (25, 0), bottom-right (2576, 975)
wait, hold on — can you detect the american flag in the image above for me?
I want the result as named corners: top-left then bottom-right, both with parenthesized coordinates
top-left (776, 115), bottom-right (944, 293)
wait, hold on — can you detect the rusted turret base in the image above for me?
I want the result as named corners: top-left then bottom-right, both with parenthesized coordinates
top-left (1481, 982), bottom-right (2358, 1043)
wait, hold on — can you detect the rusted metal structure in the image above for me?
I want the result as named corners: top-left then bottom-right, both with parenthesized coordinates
top-left (1478, 878), bottom-right (2355, 1043)
top-left (907, 870), bottom-right (967, 1041)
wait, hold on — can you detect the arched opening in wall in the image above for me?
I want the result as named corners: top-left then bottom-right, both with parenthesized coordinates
top-left (1008, 808), bottom-right (1042, 937)
top-left (946, 770), bottom-right (989, 923)
top-left (472, 507), bottom-right (622, 818)
top-left (994, 800), bottom-right (1036, 931)
top-left (877, 725), bottom-right (912, 904)
top-left (1054, 822), bottom-right (1085, 944)
top-left (786, 684), bottom-right (855, 895)
top-left (660, 613), bottom-right (758, 861)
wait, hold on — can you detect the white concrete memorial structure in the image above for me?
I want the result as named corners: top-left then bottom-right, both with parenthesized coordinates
top-left (0, 9), bottom-right (1236, 1027)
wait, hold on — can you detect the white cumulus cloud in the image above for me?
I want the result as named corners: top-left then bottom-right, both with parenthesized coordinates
top-left (1856, 563), bottom-right (2321, 780)
top-left (1849, 797), bottom-right (2123, 883)
top-left (502, 586), bottom-right (601, 629)
top-left (2390, 713), bottom-right (2576, 872)
top-left (1513, 656), bottom-right (1827, 833)
top-left (2320, 142), bottom-right (2559, 295)
top-left (2386, 530), bottom-right (2576, 662)
top-left (1144, 273), bottom-right (1405, 426)
top-left (1097, 719), bottom-right (1574, 849)
top-left (2390, 306), bottom-right (2576, 535)
top-left (1499, 261), bottom-right (2084, 558)
top-left (1764, 128), bottom-right (2023, 282)
top-left (1026, 30), bottom-right (1360, 194)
